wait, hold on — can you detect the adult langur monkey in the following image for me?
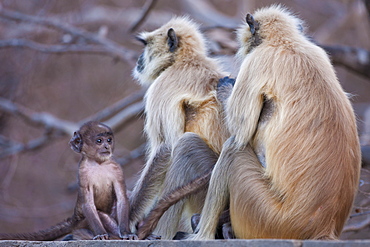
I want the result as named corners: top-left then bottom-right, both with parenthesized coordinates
top-left (130, 17), bottom-right (229, 239)
top-left (188, 5), bottom-right (361, 240)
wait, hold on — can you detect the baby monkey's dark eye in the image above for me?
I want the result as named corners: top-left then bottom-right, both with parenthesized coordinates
top-left (135, 36), bottom-right (147, 46)
top-left (96, 139), bottom-right (102, 144)
top-left (107, 138), bottom-right (112, 143)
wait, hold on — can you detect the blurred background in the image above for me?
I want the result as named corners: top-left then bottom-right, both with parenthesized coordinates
top-left (0, 0), bottom-right (369, 240)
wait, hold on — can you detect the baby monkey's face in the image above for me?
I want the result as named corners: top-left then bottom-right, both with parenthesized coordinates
top-left (94, 134), bottom-right (113, 157)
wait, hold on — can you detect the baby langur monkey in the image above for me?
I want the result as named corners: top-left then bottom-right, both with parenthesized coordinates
top-left (0, 121), bottom-right (137, 241)
top-left (67, 121), bottom-right (137, 240)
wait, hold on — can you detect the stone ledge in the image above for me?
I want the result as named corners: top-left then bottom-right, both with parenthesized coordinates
top-left (0, 240), bottom-right (369, 247)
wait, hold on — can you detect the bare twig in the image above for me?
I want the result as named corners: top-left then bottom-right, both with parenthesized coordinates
top-left (117, 143), bottom-right (146, 167)
top-left (363, 0), bottom-right (370, 19)
top-left (0, 7), bottom-right (138, 63)
top-left (0, 88), bottom-right (145, 138)
top-left (343, 216), bottom-right (370, 232)
top-left (106, 101), bottom-right (145, 132)
top-left (322, 45), bottom-right (370, 79)
top-left (0, 155), bottom-right (19, 203)
top-left (313, 1), bottom-right (360, 44)
top-left (0, 97), bottom-right (78, 135)
top-left (0, 93), bottom-right (144, 157)
top-left (181, 0), bottom-right (239, 28)
top-left (362, 146), bottom-right (370, 167)
top-left (200, 26), bottom-right (236, 32)
top-left (0, 132), bottom-right (59, 158)
top-left (0, 39), bottom-right (123, 58)
top-left (80, 89), bottom-right (145, 124)
top-left (129, 0), bottom-right (158, 33)
top-left (0, 98), bottom-right (74, 157)
top-left (350, 210), bottom-right (370, 218)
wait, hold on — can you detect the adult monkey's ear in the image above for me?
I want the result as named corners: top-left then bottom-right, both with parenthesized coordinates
top-left (69, 131), bottom-right (83, 153)
top-left (246, 13), bottom-right (259, 35)
top-left (167, 28), bottom-right (178, 53)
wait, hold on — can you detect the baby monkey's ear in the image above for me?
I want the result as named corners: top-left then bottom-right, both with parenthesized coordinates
top-left (70, 131), bottom-right (83, 153)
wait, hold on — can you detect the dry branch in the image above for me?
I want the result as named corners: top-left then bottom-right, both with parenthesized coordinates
top-left (0, 95), bottom-right (145, 137)
top-left (363, 146), bottom-right (370, 167)
top-left (0, 90), bottom-right (144, 158)
top-left (322, 45), bottom-right (370, 79)
top-left (129, 0), bottom-right (158, 33)
top-left (117, 143), bottom-right (146, 167)
top-left (363, 0), bottom-right (370, 19)
top-left (0, 7), bottom-right (138, 63)
top-left (81, 89), bottom-right (145, 124)
top-left (0, 39), bottom-right (122, 58)
top-left (0, 133), bottom-right (58, 158)
top-left (0, 97), bottom-right (78, 135)
top-left (106, 101), bottom-right (145, 132)
top-left (181, 0), bottom-right (239, 28)
top-left (0, 97), bottom-right (77, 157)
top-left (344, 216), bottom-right (370, 232)
top-left (0, 6), bottom-right (146, 158)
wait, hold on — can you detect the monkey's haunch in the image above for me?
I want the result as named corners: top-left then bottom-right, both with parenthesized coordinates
top-left (137, 170), bottom-right (212, 240)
